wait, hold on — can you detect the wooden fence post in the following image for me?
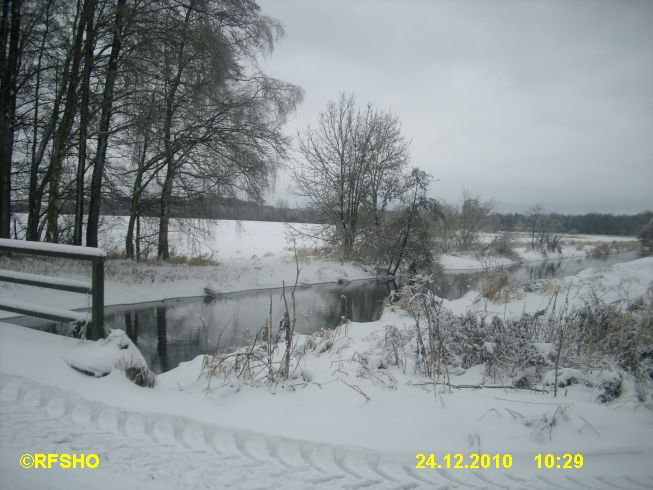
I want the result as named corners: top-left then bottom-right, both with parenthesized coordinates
top-left (90, 257), bottom-right (105, 340)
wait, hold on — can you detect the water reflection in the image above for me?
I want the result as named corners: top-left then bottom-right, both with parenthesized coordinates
top-left (101, 279), bottom-right (394, 373)
top-left (156, 307), bottom-right (169, 373)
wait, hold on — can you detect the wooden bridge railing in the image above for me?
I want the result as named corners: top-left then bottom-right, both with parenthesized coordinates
top-left (0, 238), bottom-right (105, 340)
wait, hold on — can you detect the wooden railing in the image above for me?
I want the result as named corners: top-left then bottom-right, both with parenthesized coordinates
top-left (0, 238), bottom-right (105, 340)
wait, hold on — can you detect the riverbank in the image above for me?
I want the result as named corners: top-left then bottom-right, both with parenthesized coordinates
top-left (440, 231), bottom-right (639, 270)
top-left (0, 218), bottom-right (641, 321)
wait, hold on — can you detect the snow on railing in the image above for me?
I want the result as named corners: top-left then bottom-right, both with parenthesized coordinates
top-left (0, 239), bottom-right (105, 340)
top-left (0, 238), bottom-right (106, 259)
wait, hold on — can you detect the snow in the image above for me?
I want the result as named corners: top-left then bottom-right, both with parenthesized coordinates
top-left (0, 237), bottom-right (107, 258)
top-left (8, 215), bottom-right (313, 262)
top-left (63, 329), bottom-right (148, 377)
top-left (440, 243), bottom-right (622, 271)
top-left (0, 258), bottom-right (653, 489)
top-left (543, 368), bottom-right (588, 388)
top-left (0, 298), bottom-right (87, 323)
top-left (442, 256), bottom-right (653, 318)
top-left (2, 317), bottom-right (653, 487)
top-left (0, 269), bottom-right (91, 290)
top-left (440, 253), bottom-right (512, 270)
top-left (533, 342), bottom-right (556, 360)
top-left (489, 231), bottom-right (636, 245)
top-left (440, 230), bottom-right (639, 272)
top-left (1, 219), bottom-right (652, 488)
top-left (562, 233), bottom-right (638, 243)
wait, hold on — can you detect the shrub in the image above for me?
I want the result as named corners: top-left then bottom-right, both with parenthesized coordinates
top-left (482, 270), bottom-right (522, 303)
top-left (393, 281), bottom-right (653, 399)
top-left (590, 242), bottom-right (612, 257)
top-left (488, 233), bottom-right (518, 260)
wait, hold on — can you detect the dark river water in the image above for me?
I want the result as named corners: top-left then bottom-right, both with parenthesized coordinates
top-left (6, 251), bottom-right (647, 373)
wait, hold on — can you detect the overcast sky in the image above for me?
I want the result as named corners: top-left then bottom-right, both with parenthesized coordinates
top-left (257, 0), bottom-right (653, 214)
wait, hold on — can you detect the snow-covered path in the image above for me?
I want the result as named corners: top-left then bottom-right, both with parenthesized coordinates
top-left (2, 373), bottom-right (651, 490)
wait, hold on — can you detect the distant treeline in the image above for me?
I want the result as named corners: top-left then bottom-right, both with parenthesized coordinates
top-left (13, 196), bottom-right (325, 224)
top-left (493, 211), bottom-right (653, 236)
top-left (15, 196), bottom-right (650, 236)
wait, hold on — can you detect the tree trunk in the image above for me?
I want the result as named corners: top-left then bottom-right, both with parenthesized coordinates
top-left (45, 0), bottom-right (93, 242)
top-left (126, 130), bottom-right (149, 259)
top-left (125, 201), bottom-right (138, 259)
top-left (391, 209), bottom-right (413, 276)
top-left (86, 0), bottom-right (127, 247)
top-left (27, 13), bottom-right (71, 241)
top-left (157, 168), bottom-right (173, 259)
top-left (26, 0), bottom-right (52, 241)
top-left (157, 2), bottom-right (193, 260)
top-left (73, 0), bottom-right (96, 244)
top-left (135, 214), bottom-right (141, 259)
top-left (0, 0), bottom-right (21, 238)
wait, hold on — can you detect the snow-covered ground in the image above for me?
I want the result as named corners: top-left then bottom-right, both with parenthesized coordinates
top-left (1, 250), bottom-right (652, 488)
top-left (440, 231), bottom-right (638, 271)
top-left (444, 255), bottom-right (653, 318)
top-left (9, 214), bottom-right (319, 262)
top-left (1, 220), bottom-right (650, 488)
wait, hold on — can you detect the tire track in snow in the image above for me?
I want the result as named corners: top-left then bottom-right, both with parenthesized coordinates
top-left (0, 374), bottom-right (650, 490)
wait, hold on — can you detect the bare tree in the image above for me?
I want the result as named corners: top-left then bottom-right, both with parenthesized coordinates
top-left (72, 0), bottom-right (97, 244)
top-left (292, 93), bottom-right (409, 257)
top-left (525, 204), bottom-right (546, 250)
top-left (380, 168), bottom-right (440, 275)
top-left (457, 191), bottom-right (494, 251)
top-left (431, 192), bottom-right (493, 254)
top-left (364, 110), bottom-right (409, 227)
top-left (86, 0), bottom-right (127, 247)
top-left (129, 0), bottom-right (303, 259)
top-left (0, 0), bottom-right (22, 238)
top-left (5, 0), bottom-right (300, 256)
top-left (23, 0), bottom-right (70, 241)
top-left (433, 202), bottom-right (459, 254)
top-left (45, 0), bottom-right (97, 242)
top-left (524, 204), bottom-right (561, 252)
top-left (123, 93), bottom-right (159, 259)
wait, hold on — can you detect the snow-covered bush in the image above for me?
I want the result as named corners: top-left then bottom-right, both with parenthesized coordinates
top-left (393, 280), bottom-right (653, 400)
top-left (542, 368), bottom-right (623, 403)
top-left (445, 312), bottom-right (489, 369)
top-left (398, 277), bottom-right (553, 385)
top-left (382, 325), bottom-right (409, 368)
top-left (63, 329), bottom-right (156, 387)
top-left (556, 290), bottom-right (653, 383)
top-left (400, 276), bottom-right (451, 379)
top-left (483, 314), bottom-right (550, 385)
top-left (201, 323), bottom-right (296, 387)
